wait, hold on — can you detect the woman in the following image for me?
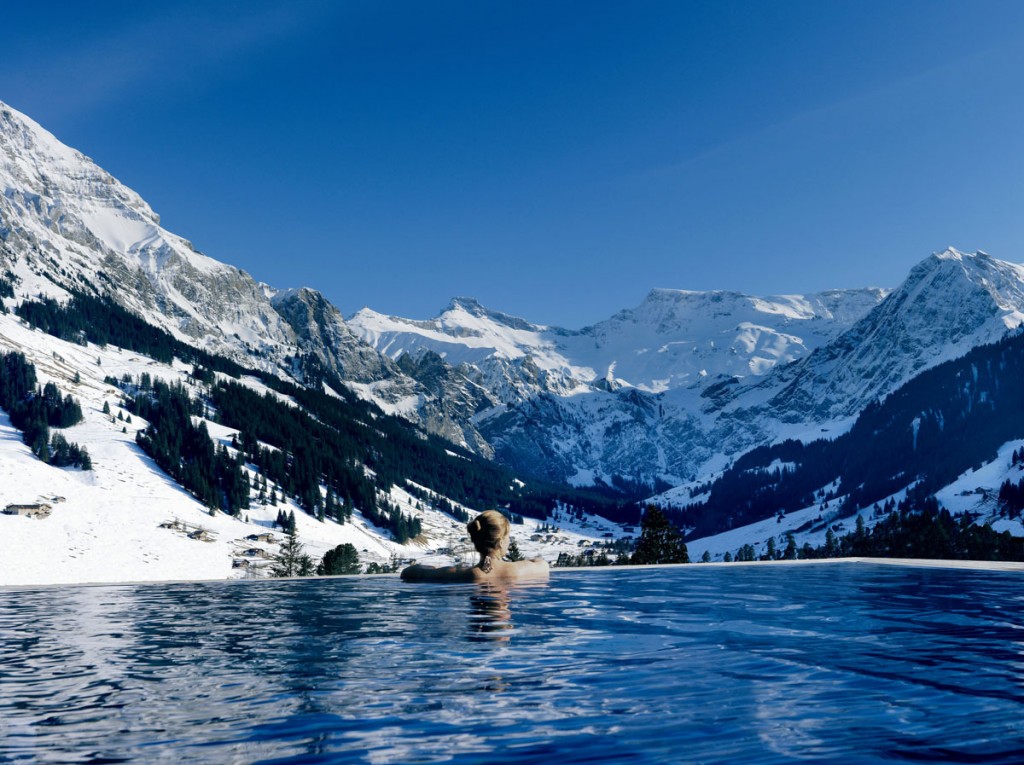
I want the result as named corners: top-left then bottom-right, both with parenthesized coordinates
top-left (401, 510), bottom-right (549, 583)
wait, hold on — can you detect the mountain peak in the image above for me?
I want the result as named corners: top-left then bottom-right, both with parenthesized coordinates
top-left (763, 249), bottom-right (1024, 423)
top-left (441, 297), bottom-right (542, 332)
top-left (911, 249), bottom-right (1024, 296)
top-left (934, 246), bottom-right (967, 260)
top-left (932, 246), bottom-right (994, 262)
top-left (445, 296), bottom-right (486, 314)
top-left (270, 286), bottom-right (322, 306)
top-left (926, 247), bottom-right (1000, 272)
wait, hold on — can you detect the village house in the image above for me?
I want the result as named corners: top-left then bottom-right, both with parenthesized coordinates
top-left (3, 503), bottom-right (52, 519)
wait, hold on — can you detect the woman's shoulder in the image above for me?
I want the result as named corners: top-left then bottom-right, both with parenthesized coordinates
top-left (521, 558), bottom-right (551, 577)
top-left (493, 558), bottom-right (550, 582)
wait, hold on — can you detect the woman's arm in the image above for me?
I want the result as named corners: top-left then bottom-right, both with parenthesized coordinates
top-left (401, 563), bottom-right (475, 583)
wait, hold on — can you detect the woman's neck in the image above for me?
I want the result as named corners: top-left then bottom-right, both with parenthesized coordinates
top-left (477, 550), bottom-right (506, 571)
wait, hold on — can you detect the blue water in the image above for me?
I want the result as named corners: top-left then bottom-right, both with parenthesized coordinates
top-left (2, 564), bottom-right (1023, 764)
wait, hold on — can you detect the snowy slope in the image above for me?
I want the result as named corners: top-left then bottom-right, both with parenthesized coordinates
top-left (0, 311), bottom-right (406, 585)
top-left (0, 310), bottom-right (622, 586)
top-left (684, 438), bottom-right (1024, 563)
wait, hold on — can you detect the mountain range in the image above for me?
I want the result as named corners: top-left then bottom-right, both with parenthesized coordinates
top-left (3, 98), bottom-right (1024, 583)
top-left (350, 249), bottom-right (1024, 490)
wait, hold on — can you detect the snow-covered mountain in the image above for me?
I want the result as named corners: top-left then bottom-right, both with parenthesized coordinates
top-left (0, 101), bottom-right (418, 395)
top-left (0, 102), bottom-right (290, 354)
top-left (352, 288), bottom-right (887, 397)
top-left (10, 98), bottom-right (1024, 494)
top-left (0, 100), bottom-right (633, 585)
top-left (4, 99), bottom-right (1024, 584)
top-left (744, 249), bottom-right (1024, 423)
top-left (678, 322), bottom-right (1024, 562)
top-left (349, 287), bottom-right (891, 483)
top-left (351, 249), bottom-right (1024, 487)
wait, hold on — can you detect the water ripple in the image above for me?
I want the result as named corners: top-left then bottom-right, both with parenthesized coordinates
top-left (2, 565), bottom-right (1024, 763)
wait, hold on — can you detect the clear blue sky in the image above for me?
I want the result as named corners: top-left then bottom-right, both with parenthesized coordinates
top-left (4, 1), bottom-right (1024, 328)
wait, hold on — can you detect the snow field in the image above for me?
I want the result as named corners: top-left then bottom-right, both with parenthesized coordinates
top-left (0, 312), bottom-right (625, 585)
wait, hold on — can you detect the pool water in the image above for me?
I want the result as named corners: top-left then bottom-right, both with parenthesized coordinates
top-left (1, 564), bottom-right (1023, 763)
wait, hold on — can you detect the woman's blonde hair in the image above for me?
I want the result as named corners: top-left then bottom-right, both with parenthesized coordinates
top-left (467, 510), bottom-right (510, 572)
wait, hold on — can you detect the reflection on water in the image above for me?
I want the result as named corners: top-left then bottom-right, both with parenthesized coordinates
top-left (2, 565), bottom-right (1024, 763)
top-left (467, 584), bottom-right (518, 644)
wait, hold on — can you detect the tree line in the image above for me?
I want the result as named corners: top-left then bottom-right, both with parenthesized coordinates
top-left (129, 378), bottom-right (250, 515)
top-left (0, 351), bottom-right (91, 469)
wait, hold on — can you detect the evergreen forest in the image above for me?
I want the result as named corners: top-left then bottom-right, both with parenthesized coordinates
top-left (0, 351), bottom-right (91, 468)
top-left (680, 329), bottom-right (1024, 537)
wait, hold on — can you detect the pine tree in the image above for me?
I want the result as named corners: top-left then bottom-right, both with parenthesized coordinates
top-left (317, 543), bottom-right (361, 575)
top-left (784, 533), bottom-right (798, 560)
top-left (270, 531), bottom-right (314, 577)
top-left (824, 528), bottom-right (839, 557)
top-left (506, 538), bottom-right (525, 561)
top-left (631, 506), bottom-right (689, 565)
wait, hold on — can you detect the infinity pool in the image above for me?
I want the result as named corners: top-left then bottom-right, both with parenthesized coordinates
top-left (2, 563), bottom-right (1023, 763)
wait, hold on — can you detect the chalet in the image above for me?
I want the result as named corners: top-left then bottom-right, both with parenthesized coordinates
top-left (3, 503), bottom-right (52, 519)
top-left (232, 559), bottom-right (251, 569)
top-left (240, 547), bottom-right (270, 559)
top-left (246, 533), bottom-right (276, 543)
top-left (188, 529), bottom-right (213, 542)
